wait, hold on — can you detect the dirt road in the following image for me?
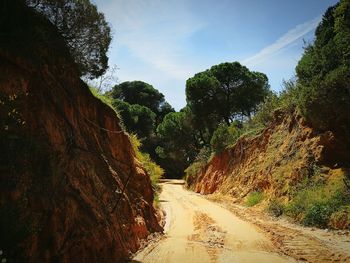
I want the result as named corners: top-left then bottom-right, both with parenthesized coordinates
top-left (133, 180), bottom-right (295, 263)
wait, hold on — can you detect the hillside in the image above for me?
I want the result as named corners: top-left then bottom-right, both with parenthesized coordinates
top-left (0, 2), bottom-right (161, 262)
top-left (186, 110), bottom-right (350, 229)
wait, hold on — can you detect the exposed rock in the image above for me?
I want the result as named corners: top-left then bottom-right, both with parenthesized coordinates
top-left (187, 110), bottom-right (349, 202)
top-left (0, 2), bottom-right (161, 262)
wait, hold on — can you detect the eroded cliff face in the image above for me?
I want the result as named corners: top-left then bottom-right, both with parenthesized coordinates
top-left (0, 2), bottom-right (161, 262)
top-left (187, 110), bottom-right (349, 201)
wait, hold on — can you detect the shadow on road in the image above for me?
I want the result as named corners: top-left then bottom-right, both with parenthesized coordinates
top-left (159, 179), bottom-right (185, 185)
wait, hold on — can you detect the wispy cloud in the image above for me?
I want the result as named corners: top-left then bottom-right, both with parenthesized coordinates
top-left (242, 15), bottom-right (321, 67)
top-left (97, 0), bottom-right (205, 80)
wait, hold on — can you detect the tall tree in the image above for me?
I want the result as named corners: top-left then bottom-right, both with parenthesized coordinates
top-left (296, 0), bottom-right (350, 135)
top-left (112, 100), bottom-right (156, 140)
top-left (156, 111), bottom-right (199, 177)
top-left (26, 0), bottom-right (111, 79)
top-left (111, 81), bottom-right (174, 124)
top-left (186, 62), bottom-right (269, 125)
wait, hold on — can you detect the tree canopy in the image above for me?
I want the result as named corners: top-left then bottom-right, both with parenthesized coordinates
top-left (26, 0), bottom-right (111, 79)
top-left (296, 0), bottom-right (350, 134)
top-left (112, 100), bottom-right (156, 140)
top-left (111, 81), bottom-right (174, 129)
top-left (186, 62), bottom-right (269, 125)
top-left (156, 110), bottom-right (199, 177)
top-left (111, 81), bottom-right (169, 114)
top-left (109, 81), bottom-right (174, 169)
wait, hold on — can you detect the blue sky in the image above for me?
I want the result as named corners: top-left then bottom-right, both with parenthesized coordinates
top-left (93, 0), bottom-right (338, 110)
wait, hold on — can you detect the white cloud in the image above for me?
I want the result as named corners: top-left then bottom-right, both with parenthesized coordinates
top-left (96, 0), bottom-right (205, 80)
top-left (242, 15), bottom-right (321, 67)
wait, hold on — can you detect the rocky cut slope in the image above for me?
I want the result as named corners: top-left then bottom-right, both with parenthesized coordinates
top-left (186, 110), bottom-right (350, 222)
top-left (0, 1), bottom-right (161, 262)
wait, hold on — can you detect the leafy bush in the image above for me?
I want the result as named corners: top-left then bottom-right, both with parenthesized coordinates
top-left (279, 79), bottom-right (302, 113)
top-left (295, 1), bottom-right (350, 135)
top-left (253, 92), bottom-right (280, 126)
top-left (285, 173), bottom-right (350, 228)
top-left (267, 199), bottom-right (285, 217)
top-left (89, 86), bottom-right (113, 108)
top-left (130, 134), bottom-right (164, 197)
top-left (184, 147), bottom-right (211, 187)
top-left (245, 191), bottom-right (264, 207)
top-left (298, 66), bottom-right (350, 133)
top-left (302, 202), bottom-right (334, 227)
top-left (210, 122), bottom-right (241, 154)
top-left (185, 161), bottom-right (205, 187)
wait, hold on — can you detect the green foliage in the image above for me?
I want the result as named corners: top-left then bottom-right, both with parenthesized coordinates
top-left (298, 66), bottom-right (350, 132)
top-left (109, 81), bottom-right (175, 176)
top-left (186, 62), bottom-right (270, 125)
top-left (130, 134), bottom-right (164, 196)
top-left (111, 81), bottom-right (174, 122)
top-left (88, 86), bottom-right (125, 129)
top-left (302, 202), bottom-right (335, 227)
top-left (156, 110), bottom-right (199, 177)
top-left (278, 79), bottom-right (302, 113)
top-left (184, 147), bottom-right (211, 186)
top-left (184, 162), bottom-right (205, 187)
top-left (253, 92), bottom-right (280, 125)
top-left (26, 0), bottom-right (111, 79)
top-left (113, 100), bottom-right (156, 140)
top-left (285, 173), bottom-right (350, 228)
top-left (296, 0), bottom-right (350, 135)
top-left (89, 86), bottom-right (113, 108)
top-left (210, 122), bottom-right (242, 154)
top-left (245, 191), bottom-right (264, 207)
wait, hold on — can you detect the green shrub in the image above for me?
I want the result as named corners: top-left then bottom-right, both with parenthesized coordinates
top-left (267, 199), bottom-right (285, 217)
top-left (295, 2), bottom-right (350, 136)
top-left (210, 122), bottom-right (241, 154)
top-left (185, 161), bottom-right (205, 187)
top-left (245, 191), bottom-right (264, 207)
top-left (253, 92), bottom-right (280, 126)
top-left (302, 202), bottom-right (334, 228)
top-left (240, 121), bottom-right (265, 139)
top-left (130, 134), bottom-right (163, 198)
top-left (89, 86), bottom-right (113, 107)
top-left (278, 79), bottom-right (302, 113)
top-left (285, 172), bottom-right (350, 228)
top-left (184, 146), bottom-right (212, 186)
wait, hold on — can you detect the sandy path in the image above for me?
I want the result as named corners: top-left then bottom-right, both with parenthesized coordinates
top-left (207, 195), bottom-right (350, 263)
top-left (133, 179), bottom-right (295, 263)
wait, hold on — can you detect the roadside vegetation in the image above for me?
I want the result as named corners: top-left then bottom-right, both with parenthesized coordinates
top-left (88, 86), bottom-right (164, 203)
top-left (245, 192), bottom-right (264, 207)
top-left (129, 134), bottom-right (164, 206)
top-left (87, 0), bottom-right (350, 229)
top-left (183, 0), bottom-right (350, 229)
top-left (11, 0), bottom-right (349, 231)
top-left (266, 169), bottom-right (350, 229)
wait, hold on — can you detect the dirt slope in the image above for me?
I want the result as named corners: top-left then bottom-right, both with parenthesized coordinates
top-left (186, 110), bottom-right (349, 202)
top-left (134, 180), bottom-right (295, 263)
top-left (0, 2), bottom-right (160, 262)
